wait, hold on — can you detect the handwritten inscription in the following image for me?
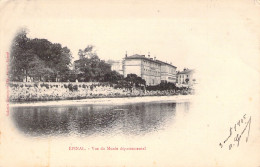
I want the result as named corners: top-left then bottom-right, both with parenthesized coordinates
top-left (5, 52), bottom-right (10, 116)
top-left (219, 114), bottom-right (251, 150)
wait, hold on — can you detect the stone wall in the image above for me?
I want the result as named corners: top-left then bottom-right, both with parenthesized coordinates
top-left (8, 82), bottom-right (190, 102)
top-left (9, 82), bottom-right (134, 102)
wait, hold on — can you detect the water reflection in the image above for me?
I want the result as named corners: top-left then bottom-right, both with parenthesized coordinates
top-left (11, 102), bottom-right (190, 137)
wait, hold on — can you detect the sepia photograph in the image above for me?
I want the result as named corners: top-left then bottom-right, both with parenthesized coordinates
top-left (0, 0), bottom-right (259, 166)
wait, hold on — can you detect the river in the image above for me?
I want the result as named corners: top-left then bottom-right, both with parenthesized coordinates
top-left (2, 97), bottom-right (197, 166)
top-left (10, 100), bottom-right (191, 137)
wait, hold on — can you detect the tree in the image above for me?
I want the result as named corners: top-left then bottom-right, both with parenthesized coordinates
top-left (52, 46), bottom-right (72, 81)
top-left (185, 78), bottom-right (189, 84)
top-left (124, 74), bottom-right (146, 87)
top-left (27, 54), bottom-right (54, 81)
top-left (75, 46), bottom-right (112, 82)
top-left (78, 45), bottom-right (96, 59)
top-left (9, 28), bottom-right (32, 81)
top-left (104, 71), bottom-right (123, 83)
top-left (9, 29), bottom-right (72, 82)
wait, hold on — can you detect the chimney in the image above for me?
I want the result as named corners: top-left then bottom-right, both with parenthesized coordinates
top-left (148, 52), bottom-right (150, 58)
top-left (154, 57), bottom-right (156, 60)
top-left (125, 51), bottom-right (127, 58)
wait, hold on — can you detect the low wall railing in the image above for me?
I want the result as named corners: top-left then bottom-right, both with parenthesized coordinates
top-left (8, 82), bottom-right (111, 88)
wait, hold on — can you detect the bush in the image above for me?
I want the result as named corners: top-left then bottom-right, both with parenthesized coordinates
top-left (73, 85), bottom-right (78, 91)
top-left (9, 83), bottom-right (19, 88)
top-left (67, 84), bottom-right (78, 92)
top-left (114, 84), bottom-right (122, 89)
top-left (39, 83), bottom-right (49, 89)
top-left (68, 84), bottom-right (73, 91)
top-left (146, 82), bottom-right (176, 91)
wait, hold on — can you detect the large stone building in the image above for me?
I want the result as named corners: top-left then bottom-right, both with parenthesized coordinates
top-left (122, 54), bottom-right (177, 86)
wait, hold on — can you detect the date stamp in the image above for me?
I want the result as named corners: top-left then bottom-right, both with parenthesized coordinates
top-left (219, 114), bottom-right (251, 150)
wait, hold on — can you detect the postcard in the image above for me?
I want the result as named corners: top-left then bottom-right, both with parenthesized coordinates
top-left (0, 0), bottom-right (259, 166)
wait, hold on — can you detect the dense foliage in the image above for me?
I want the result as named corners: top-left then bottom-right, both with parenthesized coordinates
top-left (74, 46), bottom-right (112, 82)
top-left (9, 29), bottom-right (72, 82)
top-left (146, 82), bottom-right (176, 91)
top-left (9, 29), bottom-right (178, 92)
top-left (9, 29), bottom-right (125, 83)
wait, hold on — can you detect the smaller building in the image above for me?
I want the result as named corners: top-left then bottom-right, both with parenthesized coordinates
top-left (106, 60), bottom-right (124, 75)
top-left (177, 69), bottom-right (196, 87)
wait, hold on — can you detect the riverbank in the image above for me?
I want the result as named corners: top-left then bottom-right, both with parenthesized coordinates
top-left (9, 95), bottom-right (194, 107)
top-left (9, 82), bottom-right (193, 102)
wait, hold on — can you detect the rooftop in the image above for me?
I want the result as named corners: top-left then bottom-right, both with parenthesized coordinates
top-left (177, 69), bottom-right (195, 74)
top-left (125, 54), bottom-right (176, 68)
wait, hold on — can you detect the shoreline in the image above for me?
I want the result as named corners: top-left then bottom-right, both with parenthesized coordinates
top-left (9, 95), bottom-right (195, 107)
top-left (9, 82), bottom-right (194, 104)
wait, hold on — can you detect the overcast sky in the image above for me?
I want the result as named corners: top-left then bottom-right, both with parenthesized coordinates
top-left (1, 0), bottom-right (259, 71)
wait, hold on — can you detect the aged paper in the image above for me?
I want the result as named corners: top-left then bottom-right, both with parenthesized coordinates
top-left (0, 0), bottom-right (260, 166)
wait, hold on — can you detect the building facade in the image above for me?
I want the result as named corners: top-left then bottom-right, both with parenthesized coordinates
top-left (177, 69), bottom-right (196, 86)
top-left (157, 60), bottom-right (177, 83)
top-left (106, 60), bottom-right (124, 75)
top-left (123, 54), bottom-right (177, 86)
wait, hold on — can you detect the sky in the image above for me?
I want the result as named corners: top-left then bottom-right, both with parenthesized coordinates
top-left (1, 0), bottom-right (260, 71)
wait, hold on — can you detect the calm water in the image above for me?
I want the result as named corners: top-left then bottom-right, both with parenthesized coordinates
top-left (11, 101), bottom-right (190, 137)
